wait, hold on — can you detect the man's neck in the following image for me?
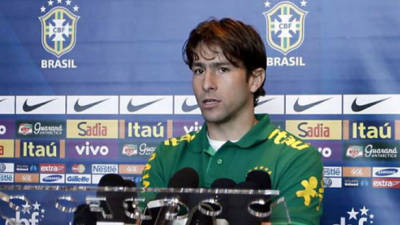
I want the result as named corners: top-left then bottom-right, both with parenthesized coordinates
top-left (206, 114), bottom-right (258, 141)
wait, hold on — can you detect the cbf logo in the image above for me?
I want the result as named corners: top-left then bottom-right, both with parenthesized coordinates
top-left (263, 0), bottom-right (307, 67)
top-left (333, 206), bottom-right (375, 225)
top-left (39, 0), bottom-right (79, 69)
top-left (5, 201), bottom-right (45, 225)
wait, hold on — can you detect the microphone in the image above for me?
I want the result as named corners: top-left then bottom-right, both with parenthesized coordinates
top-left (144, 168), bottom-right (199, 225)
top-left (245, 170), bottom-right (272, 222)
top-left (74, 174), bottom-right (137, 225)
top-left (187, 178), bottom-right (236, 225)
top-left (225, 171), bottom-right (272, 225)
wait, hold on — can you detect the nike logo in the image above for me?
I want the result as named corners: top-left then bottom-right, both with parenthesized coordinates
top-left (0, 98), bottom-right (6, 103)
top-left (74, 98), bottom-right (109, 112)
top-left (182, 98), bottom-right (199, 112)
top-left (127, 98), bottom-right (162, 112)
top-left (351, 97), bottom-right (390, 112)
top-left (257, 97), bottom-right (275, 106)
top-left (293, 97), bottom-right (332, 112)
top-left (23, 98), bottom-right (57, 112)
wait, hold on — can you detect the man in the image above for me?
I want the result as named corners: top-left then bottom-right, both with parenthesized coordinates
top-left (141, 18), bottom-right (323, 225)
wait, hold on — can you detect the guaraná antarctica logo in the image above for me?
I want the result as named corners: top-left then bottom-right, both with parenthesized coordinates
top-left (39, 0), bottom-right (79, 69)
top-left (263, 0), bottom-right (307, 67)
top-left (333, 206), bottom-right (375, 225)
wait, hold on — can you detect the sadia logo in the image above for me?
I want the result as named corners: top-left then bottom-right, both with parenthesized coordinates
top-left (5, 201), bottom-right (46, 225)
top-left (39, 0), bottom-right (79, 68)
top-left (263, 0), bottom-right (307, 67)
top-left (333, 206), bottom-right (375, 225)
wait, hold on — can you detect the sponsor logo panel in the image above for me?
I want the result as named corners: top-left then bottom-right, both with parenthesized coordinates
top-left (286, 95), bottom-right (342, 114)
top-left (372, 178), bottom-right (400, 188)
top-left (344, 141), bottom-right (400, 160)
top-left (323, 167), bottom-right (342, 177)
top-left (285, 120), bottom-right (342, 140)
top-left (343, 120), bottom-right (393, 140)
top-left (67, 140), bottom-right (119, 159)
top-left (66, 174), bottom-right (91, 184)
top-left (14, 173), bottom-right (40, 183)
top-left (254, 95), bottom-right (285, 114)
top-left (67, 96), bottom-right (118, 114)
top-left (17, 120), bottom-right (65, 138)
top-left (15, 164), bottom-right (39, 173)
top-left (308, 141), bottom-right (342, 161)
top-left (0, 173), bottom-right (14, 183)
top-left (344, 94), bottom-right (400, 114)
top-left (91, 164), bottom-right (118, 174)
top-left (40, 163), bottom-right (65, 173)
top-left (173, 120), bottom-right (203, 137)
top-left (372, 167), bottom-right (400, 178)
top-left (40, 173), bottom-right (65, 183)
top-left (18, 140), bottom-right (63, 158)
top-left (322, 177), bottom-right (342, 188)
top-left (16, 96), bottom-right (65, 114)
top-left (0, 163), bottom-right (14, 173)
top-left (343, 167), bottom-right (371, 177)
top-left (124, 120), bottom-right (170, 140)
top-left (174, 95), bottom-right (201, 115)
top-left (342, 178), bottom-right (370, 187)
top-left (0, 96), bottom-right (15, 114)
top-left (0, 139), bottom-right (14, 158)
top-left (70, 163), bottom-right (87, 173)
top-left (120, 95), bottom-right (173, 114)
top-left (120, 141), bottom-right (158, 160)
top-left (0, 120), bottom-right (15, 138)
top-left (67, 120), bottom-right (118, 139)
top-left (119, 164), bottom-right (145, 175)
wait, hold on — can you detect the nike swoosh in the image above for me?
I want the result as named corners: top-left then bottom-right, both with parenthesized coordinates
top-left (23, 98), bottom-right (57, 112)
top-left (351, 97), bottom-right (390, 112)
top-left (257, 98), bottom-right (275, 106)
top-left (182, 98), bottom-right (199, 112)
top-left (127, 98), bottom-right (162, 112)
top-left (0, 98), bottom-right (6, 103)
top-left (74, 98), bottom-right (109, 112)
top-left (293, 97), bottom-right (332, 112)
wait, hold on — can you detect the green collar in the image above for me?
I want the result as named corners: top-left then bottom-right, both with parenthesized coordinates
top-left (195, 114), bottom-right (274, 153)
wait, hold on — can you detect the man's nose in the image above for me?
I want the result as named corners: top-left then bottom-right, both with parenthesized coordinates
top-left (202, 70), bottom-right (217, 91)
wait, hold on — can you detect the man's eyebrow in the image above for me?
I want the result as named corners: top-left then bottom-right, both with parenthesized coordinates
top-left (192, 61), bottom-right (232, 68)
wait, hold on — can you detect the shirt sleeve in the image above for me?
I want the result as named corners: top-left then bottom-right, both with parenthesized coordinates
top-left (139, 144), bottom-right (168, 207)
top-left (271, 147), bottom-right (324, 225)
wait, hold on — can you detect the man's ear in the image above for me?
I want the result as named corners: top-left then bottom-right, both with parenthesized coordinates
top-left (248, 68), bottom-right (266, 93)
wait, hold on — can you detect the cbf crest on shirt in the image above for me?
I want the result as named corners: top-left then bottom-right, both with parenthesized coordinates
top-left (263, 1), bottom-right (307, 55)
top-left (39, 5), bottom-right (79, 58)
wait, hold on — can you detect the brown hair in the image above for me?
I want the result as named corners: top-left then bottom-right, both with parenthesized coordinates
top-left (183, 18), bottom-right (266, 106)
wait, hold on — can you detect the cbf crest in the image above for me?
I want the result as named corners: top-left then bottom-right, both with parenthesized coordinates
top-left (263, 1), bottom-right (307, 55)
top-left (39, 1), bottom-right (80, 58)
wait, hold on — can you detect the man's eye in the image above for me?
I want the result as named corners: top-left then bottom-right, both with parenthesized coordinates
top-left (219, 67), bottom-right (229, 73)
top-left (193, 68), bottom-right (204, 74)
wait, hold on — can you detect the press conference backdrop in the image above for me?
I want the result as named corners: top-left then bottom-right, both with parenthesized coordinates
top-left (0, 0), bottom-right (400, 224)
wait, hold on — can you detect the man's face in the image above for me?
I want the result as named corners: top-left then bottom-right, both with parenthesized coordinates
top-left (191, 43), bottom-right (255, 125)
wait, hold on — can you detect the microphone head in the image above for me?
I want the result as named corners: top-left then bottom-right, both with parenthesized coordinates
top-left (211, 178), bottom-right (236, 188)
top-left (245, 170), bottom-right (271, 190)
top-left (98, 174), bottom-right (125, 187)
top-left (168, 167), bottom-right (199, 188)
